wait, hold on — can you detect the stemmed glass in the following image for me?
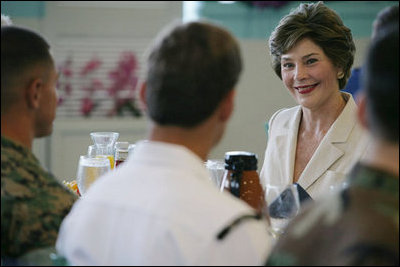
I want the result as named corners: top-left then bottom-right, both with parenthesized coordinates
top-left (264, 184), bottom-right (301, 239)
top-left (76, 155), bottom-right (111, 196)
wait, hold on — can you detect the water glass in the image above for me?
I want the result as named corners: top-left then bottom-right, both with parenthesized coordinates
top-left (76, 155), bottom-right (111, 195)
top-left (205, 159), bottom-right (225, 188)
top-left (87, 145), bottom-right (96, 157)
top-left (264, 184), bottom-right (300, 238)
top-left (90, 132), bottom-right (119, 169)
top-left (128, 144), bottom-right (136, 156)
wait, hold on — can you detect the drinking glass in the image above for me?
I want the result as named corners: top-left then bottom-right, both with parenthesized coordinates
top-left (87, 145), bottom-right (96, 157)
top-left (205, 159), bottom-right (225, 188)
top-left (264, 184), bottom-right (300, 238)
top-left (76, 155), bottom-right (111, 195)
top-left (90, 132), bottom-right (119, 169)
top-left (128, 144), bottom-right (136, 156)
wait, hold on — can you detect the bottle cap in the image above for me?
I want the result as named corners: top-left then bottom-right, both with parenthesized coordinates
top-left (224, 151), bottom-right (258, 171)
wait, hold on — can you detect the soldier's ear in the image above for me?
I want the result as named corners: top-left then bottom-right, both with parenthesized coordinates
top-left (25, 78), bottom-right (43, 109)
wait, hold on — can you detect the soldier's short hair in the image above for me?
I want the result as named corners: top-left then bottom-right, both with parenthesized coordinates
top-left (1, 26), bottom-right (54, 114)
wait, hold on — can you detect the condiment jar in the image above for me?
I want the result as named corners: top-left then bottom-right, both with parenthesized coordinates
top-left (114, 141), bottom-right (129, 168)
top-left (220, 151), bottom-right (265, 214)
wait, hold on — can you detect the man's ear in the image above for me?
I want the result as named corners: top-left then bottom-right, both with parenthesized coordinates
top-left (25, 78), bottom-right (43, 109)
top-left (138, 81), bottom-right (148, 112)
top-left (357, 92), bottom-right (369, 130)
top-left (219, 89), bottom-right (236, 122)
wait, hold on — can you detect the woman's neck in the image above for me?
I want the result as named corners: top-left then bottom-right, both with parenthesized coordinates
top-left (300, 93), bottom-right (346, 136)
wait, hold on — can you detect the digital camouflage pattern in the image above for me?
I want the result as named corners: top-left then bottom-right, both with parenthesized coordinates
top-left (265, 163), bottom-right (399, 266)
top-left (1, 136), bottom-right (77, 258)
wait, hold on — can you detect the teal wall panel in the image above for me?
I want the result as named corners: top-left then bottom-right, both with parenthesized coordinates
top-left (196, 1), bottom-right (399, 39)
top-left (1, 1), bottom-right (45, 18)
top-left (2, 1), bottom-right (397, 38)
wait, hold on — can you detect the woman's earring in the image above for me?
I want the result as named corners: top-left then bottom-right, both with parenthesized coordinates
top-left (337, 72), bottom-right (344, 79)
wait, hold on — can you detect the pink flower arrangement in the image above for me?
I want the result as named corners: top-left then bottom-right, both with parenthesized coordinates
top-left (80, 57), bottom-right (103, 116)
top-left (57, 56), bottom-right (74, 106)
top-left (107, 52), bottom-right (141, 117)
top-left (80, 57), bottom-right (102, 77)
top-left (56, 52), bottom-right (142, 118)
top-left (81, 97), bottom-right (97, 117)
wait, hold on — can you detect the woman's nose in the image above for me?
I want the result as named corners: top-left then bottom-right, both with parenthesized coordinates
top-left (294, 65), bottom-right (308, 80)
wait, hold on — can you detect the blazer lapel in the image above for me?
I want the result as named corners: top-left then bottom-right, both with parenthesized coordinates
top-left (274, 107), bottom-right (302, 186)
top-left (298, 93), bottom-right (358, 190)
top-left (299, 139), bottom-right (344, 190)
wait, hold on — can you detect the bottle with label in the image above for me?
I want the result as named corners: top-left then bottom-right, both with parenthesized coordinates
top-left (220, 151), bottom-right (266, 214)
top-left (114, 141), bottom-right (129, 168)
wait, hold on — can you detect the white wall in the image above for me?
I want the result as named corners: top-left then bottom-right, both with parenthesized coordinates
top-left (10, 2), bottom-right (370, 179)
top-left (209, 40), bottom-right (295, 163)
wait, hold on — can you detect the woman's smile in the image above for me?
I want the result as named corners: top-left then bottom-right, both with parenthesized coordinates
top-left (294, 83), bottom-right (319, 94)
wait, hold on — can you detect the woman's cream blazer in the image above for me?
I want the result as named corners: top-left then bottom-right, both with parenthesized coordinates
top-left (260, 92), bottom-right (370, 200)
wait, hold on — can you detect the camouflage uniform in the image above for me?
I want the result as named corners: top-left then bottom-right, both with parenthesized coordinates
top-left (266, 163), bottom-right (399, 266)
top-left (1, 136), bottom-right (77, 258)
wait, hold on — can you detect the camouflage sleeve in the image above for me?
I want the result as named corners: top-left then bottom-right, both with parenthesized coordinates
top-left (1, 167), bottom-right (77, 258)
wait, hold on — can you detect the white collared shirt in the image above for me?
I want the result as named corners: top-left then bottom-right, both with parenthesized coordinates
top-left (56, 140), bottom-right (272, 265)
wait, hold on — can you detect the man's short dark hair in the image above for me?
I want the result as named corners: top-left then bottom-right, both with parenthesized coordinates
top-left (1, 26), bottom-right (53, 114)
top-left (374, 5), bottom-right (399, 33)
top-left (363, 25), bottom-right (399, 143)
top-left (145, 21), bottom-right (242, 128)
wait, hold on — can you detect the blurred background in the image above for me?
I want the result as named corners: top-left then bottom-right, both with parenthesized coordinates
top-left (2, 1), bottom-right (396, 181)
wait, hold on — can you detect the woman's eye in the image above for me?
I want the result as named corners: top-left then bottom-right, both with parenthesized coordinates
top-left (282, 63), bottom-right (294, 68)
top-left (306, 58), bottom-right (317, 64)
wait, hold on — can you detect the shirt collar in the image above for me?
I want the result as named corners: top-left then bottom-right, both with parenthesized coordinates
top-left (130, 140), bottom-right (210, 181)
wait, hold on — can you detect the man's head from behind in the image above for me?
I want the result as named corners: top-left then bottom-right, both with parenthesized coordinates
top-left (360, 25), bottom-right (399, 144)
top-left (1, 26), bottom-right (58, 138)
top-left (143, 21), bottom-right (242, 129)
top-left (372, 5), bottom-right (399, 39)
